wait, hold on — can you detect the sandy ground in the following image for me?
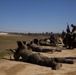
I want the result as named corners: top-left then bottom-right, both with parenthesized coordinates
top-left (0, 46), bottom-right (76, 75)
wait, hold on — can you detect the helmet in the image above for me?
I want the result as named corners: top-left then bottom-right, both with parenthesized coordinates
top-left (71, 24), bottom-right (74, 27)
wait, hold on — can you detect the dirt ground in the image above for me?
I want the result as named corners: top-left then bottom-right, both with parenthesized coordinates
top-left (0, 46), bottom-right (76, 75)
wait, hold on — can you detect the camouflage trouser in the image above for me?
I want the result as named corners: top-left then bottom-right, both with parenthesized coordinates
top-left (13, 50), bottom-right (62, 70)
top-left (27, 53), bottom-right (62, 70)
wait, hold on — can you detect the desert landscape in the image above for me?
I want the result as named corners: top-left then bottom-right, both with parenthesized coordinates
top-left (0, 34), bottom-right (76, 75)
top-left (0, 0), bottom-right (76, 75)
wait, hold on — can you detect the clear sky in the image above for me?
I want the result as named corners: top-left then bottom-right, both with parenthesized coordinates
top-left (0, 0), bottom-right (76, 33)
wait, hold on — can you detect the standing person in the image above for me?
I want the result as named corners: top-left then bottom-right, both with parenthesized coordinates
top-left (71, 24), bottom-right (76, 48)
top-left (71, 24), bottom-right (76, 33)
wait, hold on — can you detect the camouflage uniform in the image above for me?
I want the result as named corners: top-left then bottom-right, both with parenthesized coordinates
top-left (71, 24), bottom-right (76, 48)
top-left (10, 41), bottom-right (75, 70)
top-left (12, 41), bottom-right (62, 70)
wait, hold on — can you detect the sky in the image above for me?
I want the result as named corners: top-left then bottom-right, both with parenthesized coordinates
top-left (0, 0), bottom-right (76, 33)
